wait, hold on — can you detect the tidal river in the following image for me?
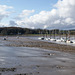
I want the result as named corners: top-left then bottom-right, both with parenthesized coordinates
top-left (0, 46), bottom-right (75, 75)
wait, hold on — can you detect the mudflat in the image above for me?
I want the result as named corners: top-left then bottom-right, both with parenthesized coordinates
top-left (0, 36), bottom-right (75, 53)
top-left (0, 36), bottom-right (75, 75)
top-left (0, 47), bottom-right (75, 75)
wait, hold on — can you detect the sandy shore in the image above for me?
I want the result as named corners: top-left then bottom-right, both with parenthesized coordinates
top-left (0, 36), bottom-right (75, 53)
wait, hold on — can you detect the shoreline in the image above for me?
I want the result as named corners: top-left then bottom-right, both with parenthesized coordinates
top-left (0, 36), bottom-right (75, 53)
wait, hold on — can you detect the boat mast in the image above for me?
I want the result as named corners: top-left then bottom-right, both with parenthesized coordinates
top-left (46, 29), bottom-right (48, 38)
top-left (49, 30), bottom-right (51, 39)
top-left (39, 30), bottom-right (41, 37)
top-left (54, 29), bottom-right (56, 39)
top-left (43, 29), bottom-right (45, 38)
top-left (59, 30), bottom-right (61, 39)
top-left (68, 30), bottom-right (70, 41)
top-left (65, 30), bottom-right (68, 41)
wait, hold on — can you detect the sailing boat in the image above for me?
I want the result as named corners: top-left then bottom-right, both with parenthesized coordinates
top-left (65, 30), bottom-right (73, 43)
top-left (69, 30), bottom-right (75, 43)
top-left (50, 29), bottom-right (56, 41)
top-left (45, 30), bottom-right (48, 40)
top-left (38, 30), bottom-right (44, 40)
top-left (56, 30), bottom-right (62, 42)
top-left (48, 30), bottom-right (52, 40)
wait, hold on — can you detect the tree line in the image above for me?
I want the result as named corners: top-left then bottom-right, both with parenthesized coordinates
top-left (0, 27), bottom-right (75, 35)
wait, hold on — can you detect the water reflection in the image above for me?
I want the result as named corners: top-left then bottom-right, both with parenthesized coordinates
top-left (0, 47), bottom-right (75, 75)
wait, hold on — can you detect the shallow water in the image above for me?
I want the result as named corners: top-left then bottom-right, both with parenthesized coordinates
top-left (0, 47), bottom-right (75, 75)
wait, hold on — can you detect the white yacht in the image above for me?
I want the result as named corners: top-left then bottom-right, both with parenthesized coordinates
top-left (50, 38), bottom-right (56, 41)
top-left (66, 40), bottom-right (71, 43)
top-left (61, 38), bottom-right (65, 42)
top-left (38, 37), bottom-right (44, 40)
top-left (45, 38), bottom-right (51, 40)
top-left (56, 39), bottom-right (61, 42)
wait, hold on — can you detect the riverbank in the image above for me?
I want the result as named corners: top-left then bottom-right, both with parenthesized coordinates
top-left (0, 36), bottom-right (75, 53)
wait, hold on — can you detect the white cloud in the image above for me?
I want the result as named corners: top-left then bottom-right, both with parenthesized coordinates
top-left (1, 0), bottom-right (75, 30)
top-left (21, 10), bottom-right (35, 16)
top-left (54, 20), bottom-right (60, 24)
top-left (0, 22), bottom-right (9, 27)
top-left (14, 10), bottom-right (35, 20)
top-left (13, 0), bottom-right (75, 29)
top-left (55, 0), bottom-right (75, 18)
top-left (0, 5), bottom-right (13, 21)
top-left (65, 18), bottom-right (75, 24)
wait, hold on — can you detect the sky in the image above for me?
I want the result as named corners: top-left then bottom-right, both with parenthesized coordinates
top-left (0, 0), bottom-right (75, 30)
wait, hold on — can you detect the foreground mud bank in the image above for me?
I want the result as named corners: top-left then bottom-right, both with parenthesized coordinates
top-left (0, 47), bottom-right (75, 75)
top-left (0, 36), bottom-right (75, 53)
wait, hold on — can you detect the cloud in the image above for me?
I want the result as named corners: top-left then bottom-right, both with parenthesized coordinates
top-left (55, 0), bottom-right (75, 18)
top-left (0, 5), bottom-right (13, 21)
top-left (1, 0), bottom-right (75, 30)
top-left (14, 10), bottom-right (35, 20)
top-left (0, 22), bottom-right (9, 27)
top-left (9, 21), bottom-right (17, 26)
top-left (13, 0), bottom-right (75, 29)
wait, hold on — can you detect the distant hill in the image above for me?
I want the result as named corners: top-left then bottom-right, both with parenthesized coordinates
top-left (0, 27), bottom-right (75, 35)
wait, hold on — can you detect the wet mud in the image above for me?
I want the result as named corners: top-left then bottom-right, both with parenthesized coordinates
top-left (0, 47), bottom-right (75, 75)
